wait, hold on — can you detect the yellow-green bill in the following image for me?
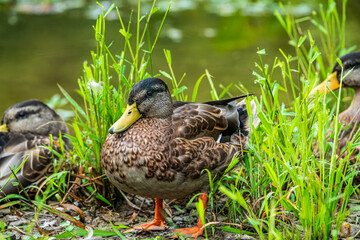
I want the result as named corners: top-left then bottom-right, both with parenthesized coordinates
top-left (310, 72), bottom-right (340, 96)
top-left (0, 124), bottom-right (8, 132)
top-left (109, 103), bottom-right (142, 134)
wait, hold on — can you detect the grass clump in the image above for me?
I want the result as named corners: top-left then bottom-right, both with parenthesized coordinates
top-left (57, 2), bottom-right (172, 204)
top-left (220, 0), bottom-right (360, 239)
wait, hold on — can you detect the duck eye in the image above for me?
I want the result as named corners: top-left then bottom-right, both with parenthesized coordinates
top-left (146, 90), bottom-right (153, 96)
top-left (348, 60), bottom-right (357, 68)
top-left (16, 111), bottom-right (26, 118)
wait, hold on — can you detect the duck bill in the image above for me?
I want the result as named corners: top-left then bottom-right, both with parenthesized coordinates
top-left (109, 103), bottom-right (142, 134)
top-left (310, 72), bottom-right (340, 95)
top-left (0, 124), bottom-right (8, 132)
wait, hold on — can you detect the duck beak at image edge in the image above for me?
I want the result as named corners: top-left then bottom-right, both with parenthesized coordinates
top-left (310, 72), bottom-right (341, 96)
top-left (0, 124), bottom-right (8, 132)
top-left (109, 103), bottom-right (142, 134)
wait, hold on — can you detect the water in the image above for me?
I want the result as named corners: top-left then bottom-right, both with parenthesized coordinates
top-left (0, 0), bottom-right (359, 114)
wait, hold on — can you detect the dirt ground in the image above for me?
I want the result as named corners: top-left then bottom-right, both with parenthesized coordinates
top-left (2, 195), bottom-right (360, 239)
top-left (1, 194), bottom-right (251, 240)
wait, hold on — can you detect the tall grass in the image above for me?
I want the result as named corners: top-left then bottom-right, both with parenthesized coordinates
top-left (57, 2), bottom-right (171, 203)
top-left (220, 0), bottom-right (359, 239)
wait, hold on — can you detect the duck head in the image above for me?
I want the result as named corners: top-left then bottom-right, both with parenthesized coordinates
top-left (310, 52), bottom-right (360, 95)
top-left (0, 100), bottom-right (69, 136)
top-left (109, 78), bottom-right (173, 133)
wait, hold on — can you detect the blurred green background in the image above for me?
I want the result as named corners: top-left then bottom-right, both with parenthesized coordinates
top-left (0, 0), bottom-right (359, 113)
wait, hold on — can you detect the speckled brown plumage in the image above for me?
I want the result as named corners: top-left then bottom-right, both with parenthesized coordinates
top-left (100, 78), bottom-right (253, 200)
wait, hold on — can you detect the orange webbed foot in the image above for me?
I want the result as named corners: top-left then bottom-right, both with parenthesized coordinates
top-left (170, 193), bottom-right (208, 239)
top-left (170, 226), bottom-right (204, 238)
top-left (124, 198), bottom-right (168, 233)
top-left (124, 218), bottom-right (168, 232)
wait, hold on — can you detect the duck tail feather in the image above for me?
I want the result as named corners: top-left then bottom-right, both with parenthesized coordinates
top-left (236, 99), bottom-right (259, 136)
top-left (203, 94), bottom-right (253, 106)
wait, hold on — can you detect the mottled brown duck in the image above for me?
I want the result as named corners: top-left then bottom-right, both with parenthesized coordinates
top-left (101, 78), bottom-right (257, 238)
top-left (310, 52), bottom-right (360, 158)
top-left (0, 100), bottom-right (69, 196)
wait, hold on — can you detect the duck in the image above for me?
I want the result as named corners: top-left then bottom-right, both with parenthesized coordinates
top-left (100, 77), bottom-right (257, 238)
top-left (310, 52), bottom-right (360, 158)
top-left (0, 100), bottom-right (69, 196)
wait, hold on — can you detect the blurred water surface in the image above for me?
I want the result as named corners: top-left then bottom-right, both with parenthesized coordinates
top-left (0, 0), bottom-right (359, 113)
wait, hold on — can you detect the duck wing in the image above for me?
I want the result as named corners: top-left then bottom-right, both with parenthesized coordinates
top-left (168, 135), bottom-right (244, 181)
top-left (165, 96), bottom-right (253, 187)
top-left (172, 94), bottom-right (254, 141)
top-left (172, 103), bottom-right (227, 140)
top-left (0, 132), bottom-right (64, 195)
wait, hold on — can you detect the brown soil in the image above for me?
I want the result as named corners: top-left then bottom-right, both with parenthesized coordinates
top-left (2, 195), bottom-right (360, 239)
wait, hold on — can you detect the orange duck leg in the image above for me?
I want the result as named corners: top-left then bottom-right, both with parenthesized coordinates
top-left (171, 193), bottom-right (208, 238)
top-left (125, 198), bottom-right (168, 232)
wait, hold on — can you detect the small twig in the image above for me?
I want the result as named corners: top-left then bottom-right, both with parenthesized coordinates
top-left (34, 202), bottom-right (87, 229)
top-left (60, 203), bottom-right (86, 222)
top-left (19, 199), bottom-right (34, 209)
top-left (129, 198), bottom-right (145, 223)
top-left (9, 226), bottom-right (27, 235)
top-left (9, 166), bottom-right (32, 203)
top-left (61, 181), bottom-right (81, 204)
top-left (68, 192), bottom-right (84, 202)
top-left (35, 220), bottom-right (47, 236)
top-left (203, 221), bottom-right (243, 229)
top-left (61, 166), bottom-right (84, 204)
top-left (35, 175), bottom-right (51, 200)
top-left (72, 174), bottom-right (105, 186)
top-left (84, 183), bottom-right (98, 203)
top-left (211, 211), bottom-right (217, 222)
top-left (71, 173), bottom-right (106, 181)
top-left (120, 192), bottom-right (150, 214)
